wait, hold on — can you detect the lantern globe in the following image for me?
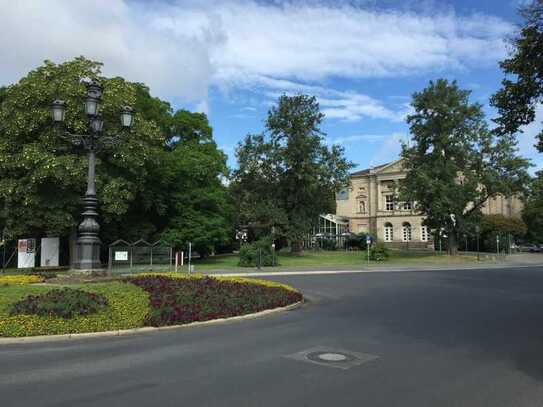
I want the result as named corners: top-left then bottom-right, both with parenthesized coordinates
top-left (51, 100), bottom-right (66, 122)
top-left (90, 115), bottom-right (104, 133)
top-left (85, 97), bottom-right (100, 116)
top-left (120, 106), bottom-right (134, 128)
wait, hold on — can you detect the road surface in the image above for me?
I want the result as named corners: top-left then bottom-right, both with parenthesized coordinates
top-left (2, 266), bottom-right (543, 406)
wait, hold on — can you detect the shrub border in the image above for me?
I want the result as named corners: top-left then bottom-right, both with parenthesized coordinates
top-left (0, 299), bottom-right (303, 345)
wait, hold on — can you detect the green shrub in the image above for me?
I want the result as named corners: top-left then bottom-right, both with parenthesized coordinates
top-left (10, 288), bottom-right (108, 319)
top-left (346, 233), bottom-right (374, 250)
top-left (320, 238), bottom-right (338, 251)
top-left (238, 237), bottom-right (276, 267)
top-left (370, 244), bottom-right (390, 261)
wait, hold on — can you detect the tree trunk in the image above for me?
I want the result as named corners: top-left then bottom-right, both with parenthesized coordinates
top-left (290, 240), bottom-right (304, 255)
top-left (448, 231), bottom-right (459, 256)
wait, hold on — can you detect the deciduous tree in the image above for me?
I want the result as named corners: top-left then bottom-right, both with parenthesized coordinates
top-left (400, 79), bottom-right (529, 254)
top-left (232, 95), bottom-right (353, 253)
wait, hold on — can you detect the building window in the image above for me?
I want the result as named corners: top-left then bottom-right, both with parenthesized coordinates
top-left (421, 225), bottom-right (429, 242)
top-left (402, 222), bottom-right (412, 242)
top-left (358, 200), bottom-right (366, 213)
top-left (385, 194), bottom-right (394, 211)
top-left (403, 201), bottom-right (412, 210)
top-left (384, 222), bottom-right (393, 242)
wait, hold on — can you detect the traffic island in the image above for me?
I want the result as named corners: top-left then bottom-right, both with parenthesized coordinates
top-left (0, 273), bottom-right (303, 340)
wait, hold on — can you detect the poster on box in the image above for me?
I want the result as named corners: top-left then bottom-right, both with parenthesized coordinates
top-left (41, 237), bottom-right (59, 267)
top-left (17, 238), bottom-right (36, 268)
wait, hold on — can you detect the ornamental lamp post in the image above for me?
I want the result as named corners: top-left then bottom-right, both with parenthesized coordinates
top-left (51, 80), bottom-right (134, 272)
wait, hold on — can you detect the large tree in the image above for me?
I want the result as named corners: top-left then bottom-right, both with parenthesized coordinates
top-left (491, 0), bottom-right (543, 149)
top-left (522, 170), bottom-right (543, 242)
top-left (160, 111), bottom-right (233, 257)
top-left (400, 79), bottom-right (529, 254)
top-left (0, 57), bottom-right (233, 258)
top-left (231, 95), bottom-right (353, 253)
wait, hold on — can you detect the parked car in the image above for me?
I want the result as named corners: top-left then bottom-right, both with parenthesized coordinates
top-left (519, 243), bottom-right (541, 253)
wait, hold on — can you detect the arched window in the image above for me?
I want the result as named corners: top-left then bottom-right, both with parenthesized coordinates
top-left (384, 222), bottom-right (393, 242)
top-left (402, 222), bottom-right (412, 242)
top-left (358, 200), bottom-right (366, 213)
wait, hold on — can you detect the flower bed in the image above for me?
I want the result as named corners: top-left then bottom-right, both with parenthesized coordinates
top-left (127, 274), bottom-right (303, 327)
top-left (0, 282), bottom-right (149, 337)
top-left (0, 274), bottom-right (302, 337)
top-left (10, 288), bottom-right (109, 319)
top-left (0, 275), bottom-right (45, 286)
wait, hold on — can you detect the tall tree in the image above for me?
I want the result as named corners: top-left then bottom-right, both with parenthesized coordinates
top-left (161, 111), bottom-right (233, 257)
top-left (0, 57), bottom-right (233, 258)
top-left (491, 0), bottom-right (543, 149)
top-left (0, 57), bottom-right (165, 241)
top-left (522, 170), bottom-right (543, 242)
top-left (232, 95), bottom-right (354, 253)
top-left (400, 79), bottom-right (529, 254)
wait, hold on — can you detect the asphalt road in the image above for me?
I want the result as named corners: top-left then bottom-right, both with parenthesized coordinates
top-left (3, 266), bottom-right (543, 406)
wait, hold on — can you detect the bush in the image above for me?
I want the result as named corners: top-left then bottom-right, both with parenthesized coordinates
top-left (238, 237), bottom-right (276, 267)
top-left (127, 274), bottom-right (302, 327)
top-left (346, 233), bottom-right (374, 250)
top-left (0, 275), bottom-right (44, 286)
top-left (370, 244), bottom-right (389, 261)
top-left (9, 288), bottom-right (108, 319)
top-left (320, 238), bottom-right (338, 251)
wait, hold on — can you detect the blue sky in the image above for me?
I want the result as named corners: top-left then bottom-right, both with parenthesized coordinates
top-left (1, 0), bottom-right (541, 172)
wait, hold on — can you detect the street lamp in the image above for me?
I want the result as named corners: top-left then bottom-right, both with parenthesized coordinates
top-left (51, 80), bottom-right (134, 272)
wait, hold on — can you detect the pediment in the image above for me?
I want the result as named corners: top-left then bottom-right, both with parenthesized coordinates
top-left (373, 159), bottom-right (405, 175)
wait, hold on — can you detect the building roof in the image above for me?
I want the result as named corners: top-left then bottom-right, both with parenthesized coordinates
top-left (350, 159), bottom-right (402, 177)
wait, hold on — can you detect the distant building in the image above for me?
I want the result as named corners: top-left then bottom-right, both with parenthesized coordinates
top-left (321, 159), bottom-right (522, 249)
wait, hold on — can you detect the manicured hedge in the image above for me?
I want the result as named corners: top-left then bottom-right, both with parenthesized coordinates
top-left (127, 274), bottom-right (302, 327)
top-left (0, 282), bottom-right (149, 337)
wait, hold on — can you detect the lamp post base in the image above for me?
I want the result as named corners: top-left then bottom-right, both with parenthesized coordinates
top-left (75, 239), bottom-right (102, 271)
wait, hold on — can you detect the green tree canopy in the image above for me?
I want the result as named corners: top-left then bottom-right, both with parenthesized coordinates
top-left (491, 0), bottom-right (543, 149)
top-left (0, 57), bottom-right (233, 257)
top-left (522, 171), bottom-right (543, 242)
top-left (400, 79), bottom-right (529, 254)
top-left (231, 94), bottom-right (354, 252)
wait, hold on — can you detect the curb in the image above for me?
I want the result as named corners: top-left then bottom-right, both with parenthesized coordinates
top-left (209, 263), bottom-right (543, 277)
top-left (0, 300), bottom-right (303, 345)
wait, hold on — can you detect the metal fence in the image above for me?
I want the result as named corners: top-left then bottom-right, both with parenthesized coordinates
top-left (108, 239), bottom-right (173, 274)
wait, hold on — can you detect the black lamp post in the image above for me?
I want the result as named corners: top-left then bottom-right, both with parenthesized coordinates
top-left (51, 80), bottom-right (134, 271)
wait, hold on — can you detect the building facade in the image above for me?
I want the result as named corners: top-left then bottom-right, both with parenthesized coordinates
top-left (334, 159), bottom-right (523, 249)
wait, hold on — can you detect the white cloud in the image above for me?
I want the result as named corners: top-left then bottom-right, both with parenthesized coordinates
top-left (0, 0), bottom-right (514, 114)
top-left (369, 132), bottom-right (410, 167)
top-left (328, 134), bottom-right (386, 145)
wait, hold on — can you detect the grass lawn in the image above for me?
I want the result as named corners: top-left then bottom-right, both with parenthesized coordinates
top-left (179, 249), bottom-right (496, 273)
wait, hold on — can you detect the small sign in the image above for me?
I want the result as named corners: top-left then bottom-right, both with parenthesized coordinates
top-left (366, 236), bottom-right (372, 245)
top-left (115, 251), bottom-right (128, 261)
top-left (17, 238), bottom-right (36, 268)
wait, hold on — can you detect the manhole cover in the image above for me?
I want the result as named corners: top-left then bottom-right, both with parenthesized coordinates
top-left (317, 353), bottom-right (347, 362)
top-left (285, 347), bottom-right (379, 370)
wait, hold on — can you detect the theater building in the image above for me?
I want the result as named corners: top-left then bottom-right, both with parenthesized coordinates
top-left (328, 159), bottom-right (523, 249)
